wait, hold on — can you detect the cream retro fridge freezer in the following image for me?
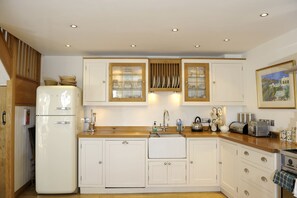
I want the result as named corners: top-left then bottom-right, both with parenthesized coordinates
top-left (36, 86), bottom-right (82, 194)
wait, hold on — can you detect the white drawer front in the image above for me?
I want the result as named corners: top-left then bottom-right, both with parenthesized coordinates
top-left (239, 179), bottom-right (273, 198)
top-left (239, 146), bottom-right (274, 170)
top-left (239, 160), bottom-right (274, 191)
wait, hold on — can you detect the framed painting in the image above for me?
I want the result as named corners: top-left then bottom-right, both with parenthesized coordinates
top-left (256, 60), bottom-right (296, 109)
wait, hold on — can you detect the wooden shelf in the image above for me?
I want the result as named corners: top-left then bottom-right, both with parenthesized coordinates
top-left (149, 59), bottom-right (182, 92)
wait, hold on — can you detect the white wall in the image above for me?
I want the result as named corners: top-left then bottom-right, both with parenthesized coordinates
top-left (244, 27), bottom-right (297, 131)
top-left (41, 56), bottom-right (242, 127)
top-left (0, 59), bottom-right (9, 85)
top-left (14, 106), bottom-right (35, 191)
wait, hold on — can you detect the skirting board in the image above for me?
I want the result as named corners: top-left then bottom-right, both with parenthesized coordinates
top-left (80, 186), bottom-right (220, 194)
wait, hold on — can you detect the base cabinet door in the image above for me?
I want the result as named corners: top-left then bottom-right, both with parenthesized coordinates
top-left (167, 161), bottom-right (187, 184)
top-left (148, 161), bottom-right (168, 185)
top-left (220, 139), bottom-right (238, 198)
top-left (105, 139), bottom-right (146, 187)
top-left (188, 138), bottom-right (218, 186)
top-left (148, 161), bottom-right (187, 185)
top-left (79, 138), bottom-right (104, 187)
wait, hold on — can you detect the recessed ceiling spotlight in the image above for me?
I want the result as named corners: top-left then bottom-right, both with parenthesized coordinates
top-left (194, 45), bottom-right (200, 48)
top-left (130, 44), bottom-right (136, 48)
top-left (172, 28), bottom-right (179, 32)
top-left (70, 24), bottom-right (78, 28)
top-left (223, 38), bottom-right (230, 42)
top-left (260, 13), bottom-right (269, 17)
top-left (65, 44), bottom-right (71, 47)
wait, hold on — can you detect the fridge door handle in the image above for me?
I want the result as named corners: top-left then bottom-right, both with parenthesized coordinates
top-left (56, 121), bottom-right (71, 125)
top-left (2, 111), bottom-right (6, 125)
top-left (56, 107), bottom-right (71, 110)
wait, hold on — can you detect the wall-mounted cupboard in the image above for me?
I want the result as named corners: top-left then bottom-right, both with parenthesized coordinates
top-left (182, 59), bottom-right (245, 106)
top-left (83, 59), bottom-right (148, 106)
top-left (83, 58), bottom-right (244, 106)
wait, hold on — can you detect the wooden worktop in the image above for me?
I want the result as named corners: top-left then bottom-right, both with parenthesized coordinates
top-left (77, 126), bottom-right (297, 153)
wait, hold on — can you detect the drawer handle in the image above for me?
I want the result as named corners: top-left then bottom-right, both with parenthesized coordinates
top-left (244, 151), bottom-right (249, 156)
top-left (261, 157), bottom-right (267, 162)
top-left (98, 161), bottom-right (102, 164)
top-left (168, 162), bottom-right (171, 165)
top-left (244, 190), bottom-right (249, 196)
top-left (190, 161), bottom-right (194, 164)
top-left (244, 168), bottom-right (249, 174)
top-left (261, 176), bottom-right (268, 182)
top-left (122, 140), bottom-right (129, 144)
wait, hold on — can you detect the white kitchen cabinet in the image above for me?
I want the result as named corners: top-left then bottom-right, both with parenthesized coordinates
top-left (220, 139), bottom-right (238, 198)
top-left (83, 59), bottom-right (107, 105)
top-left (211, 62), bottom-right (244, 103)
top-left (105, 139), bottom-right (146, 187)
top-left (188, 138), bottom-right (218, 186)
top-left (83, 58), bottom-right (148, 106)
top-left (181, 59), bottom-right (244, 105)
top-left (79, 138), bottom-right (104, 187)
top-left (238, 145), bottom-right (279, 198)
top-left (148, 160), bottom-right (187, 185)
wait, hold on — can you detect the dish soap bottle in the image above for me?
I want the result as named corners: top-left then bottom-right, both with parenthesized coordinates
top-left (152, 121), bottom-right (158, 133)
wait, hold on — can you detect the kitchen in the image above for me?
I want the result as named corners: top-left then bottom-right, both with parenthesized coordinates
top-left (1, 0), bottom-right (297, 198)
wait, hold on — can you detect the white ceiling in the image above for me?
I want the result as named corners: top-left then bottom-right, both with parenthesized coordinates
top-left (1, 0), bottom-right (297, 57)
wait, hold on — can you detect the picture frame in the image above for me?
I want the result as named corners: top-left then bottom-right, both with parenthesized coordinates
top-left (256, 60), bottom-right (296, 109)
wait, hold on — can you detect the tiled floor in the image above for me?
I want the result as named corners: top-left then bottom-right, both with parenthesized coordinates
top-left (19, 186), bottom-right (227, 198)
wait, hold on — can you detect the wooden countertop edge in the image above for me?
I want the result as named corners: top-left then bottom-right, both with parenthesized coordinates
top-left (77, 130), bottom-right (297, 153)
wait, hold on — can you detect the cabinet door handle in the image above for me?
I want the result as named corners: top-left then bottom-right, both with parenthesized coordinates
top-left (261, 157), bottom-right (267, 162)
top-left (102, 81), bottom-right (106, 83)
top-left (244, 168), bottom-right (249, 174)
top-left (122, 141), bottom-right (128, 144)
top-left (261, 176), bottom-right (267, 182)
top-left (244, 151), bottom-right (249, 156)
top-left (56, 107), bottom-right (71, 110)
top-left (2, 111), bottom-right (6, 125)
top-left (164, 162), bottom-right (167, 165)
top-left (244, 190), bottom-right (249, 196)
top-left (56, 121), bottom-right (70, 125)
top-left (98, 161), bottom-right (102, 164)
top-left (219, 162), bottom-right (222, 164)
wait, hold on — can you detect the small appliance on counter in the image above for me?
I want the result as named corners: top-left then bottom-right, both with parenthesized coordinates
top-left (229, 121), bottom-right (248, 134)
top-left (248, 121), bottom-right (270, 137)
top-left (191, 116), bottom-right (203, 132)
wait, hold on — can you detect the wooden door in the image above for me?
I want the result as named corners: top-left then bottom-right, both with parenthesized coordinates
top-left (0, 86), bottom-right (7, 197)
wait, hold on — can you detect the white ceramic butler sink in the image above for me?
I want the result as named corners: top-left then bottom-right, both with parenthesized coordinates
top-left (148, 134), bottom-right (186, 159)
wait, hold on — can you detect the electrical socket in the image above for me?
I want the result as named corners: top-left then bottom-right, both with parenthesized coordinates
top-left (259, 119), bottom-right (274, 126)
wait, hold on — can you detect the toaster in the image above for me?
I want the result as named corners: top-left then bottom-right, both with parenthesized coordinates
top-left (248, 121), bottom-right (270, 137)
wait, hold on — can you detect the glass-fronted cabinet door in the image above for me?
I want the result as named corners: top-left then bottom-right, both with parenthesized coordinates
top-left (109, 63), bottom-right (146, 102)
top-left (184, 63), bottom-right (210, 102)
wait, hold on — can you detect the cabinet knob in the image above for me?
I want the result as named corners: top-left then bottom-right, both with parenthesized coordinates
top-left (122, 141), bottom-right (129, 144)
top-left (98, 161), bottom-right (102, 164)
top-left (244, 190), bottom-right (249, 196)
top-left (261, 176), bottom-right (268, 182)
top-left (164, 162), bottom-right (167, 165)
top-left (244, 151), bottom-right (249, 156)
top-left (219, 162), bottom-right (222, 164)
top-left (168, 162), bottom-right (171, 165)
top-left (102, 81), bottom-right (106, 83)
top-left (190, 161), bottom-right (193, 164)
top-left (244, 168), bottom-right (249, 174)
top-left (213, 81), bottom-right (216, 84)
top-left (261, 157), bottom-right (267, 162)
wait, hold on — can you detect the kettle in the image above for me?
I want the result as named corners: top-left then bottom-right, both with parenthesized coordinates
top-left (192, 116), bottom-right (203, 132)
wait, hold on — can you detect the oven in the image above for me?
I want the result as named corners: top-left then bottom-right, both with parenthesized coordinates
top-left (280, 149), bottom-right (297, 198)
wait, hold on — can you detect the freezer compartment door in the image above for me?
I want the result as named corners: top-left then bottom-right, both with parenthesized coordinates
top-left (36, 86), bottom-right (80, 115)
top-left (36, 116), bottom-right (77, 193)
